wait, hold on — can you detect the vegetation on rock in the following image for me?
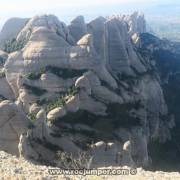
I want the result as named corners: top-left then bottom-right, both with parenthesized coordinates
top-left (27, 113), bottom-right (36, 122)
top-left (45, 66), bottom-right (87, 79)
top-left (3, 38), bottom-right (27, 53)
top-left (25, 69), bottom-right (46, 80)
top-left (45, 96), bottom-right (66, 112)
top-left (25, 66), bottom-right (87, 80)
top-left (45, 86), bottom-right (79, 112)
top-left (53, 101), bottom-right (142, 134)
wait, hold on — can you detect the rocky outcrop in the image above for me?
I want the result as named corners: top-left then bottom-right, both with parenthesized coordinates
top-left (104, 17), bottom-right (146, 75)
top-left (87, 17), bottom-right (106, 61)
top-left (125, 11), bottom-right (146, 36)
top-left (124, 12), bottom-right (146, 44)
top-left (68, 16), bottom-right (87, 43)
top-left (0, 101), bottom-right (30, 155)
top-left (0, 13), bottom-right (175, 170)
top-left (0, 51), bottom-right (14, 101)
top-left (0, 75), bottom-right (15, 101)
top-left (16, 15), bottom-right (74, 45)
top-left (0, 18), bottom-right (28, 48)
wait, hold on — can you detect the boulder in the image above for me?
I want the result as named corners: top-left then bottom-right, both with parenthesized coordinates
top-left (0, 13), bottom-right (172, 169)
top-left (0, 101), bottom-right (29, 155)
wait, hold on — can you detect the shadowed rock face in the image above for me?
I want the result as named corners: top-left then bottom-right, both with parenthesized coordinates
top-left (68, 16), bottom-right (87, 43)
top-left (0, 13), bottom-right (176, 169)
top-left (139, 33), bottom-right (180, 171)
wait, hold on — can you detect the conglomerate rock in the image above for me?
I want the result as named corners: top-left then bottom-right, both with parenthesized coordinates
top-left (0, 12), bottom-right (175, 169)
top-left (0, 18), bottom-right (28, 48)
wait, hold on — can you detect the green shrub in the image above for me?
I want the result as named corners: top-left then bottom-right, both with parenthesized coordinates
top-left (3, 38), bottom-right (27, 53)
top-left (67, 86), bottom-right (79, 96)
top-left (25, 72), bottom-right (41, 80)
top-left (25, 68), bottom-right (46, 80)
top-left (45, 86), bottom-right (79, 112)
top-left (27, 113), bottom-right (36, 122)
top-left (25, 66), bottom-right (87, 81)
top-left (45, 96), bottom-right (66, 112)
top-left (25, 65), bottom-right (87, 81)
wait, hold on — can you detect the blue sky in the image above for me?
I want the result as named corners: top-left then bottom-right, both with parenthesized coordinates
top-left (0, 0), bottom-right (179, 28)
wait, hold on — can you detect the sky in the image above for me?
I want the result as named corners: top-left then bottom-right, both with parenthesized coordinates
top-left (0, 0), bottom-right (179, 28)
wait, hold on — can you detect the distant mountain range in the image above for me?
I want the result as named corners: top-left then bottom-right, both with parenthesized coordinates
top-left (0, 1), bottom-right (179, 41)
top-left (144, 2), bottom-right (180, 41)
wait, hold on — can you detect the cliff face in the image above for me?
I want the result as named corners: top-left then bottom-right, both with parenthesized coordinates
top-left (139, 33), bottom-right (180, 171)
top-left (0, 13), bottom-right (176, 169)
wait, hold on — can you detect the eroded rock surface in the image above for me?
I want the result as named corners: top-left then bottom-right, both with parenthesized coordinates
top-left (0, 12), bottom-right (176, 170)
top-left (0, 101), bottom-right (30, 155)
top-left (0, 18), bottom-right (28, 48)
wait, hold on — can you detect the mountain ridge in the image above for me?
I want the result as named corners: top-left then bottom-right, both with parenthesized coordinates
top-left (0, 12), bottom-right (179, 172)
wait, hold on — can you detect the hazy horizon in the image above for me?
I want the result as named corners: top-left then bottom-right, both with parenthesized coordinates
top-left (0, 0), bottom-right (179, 29)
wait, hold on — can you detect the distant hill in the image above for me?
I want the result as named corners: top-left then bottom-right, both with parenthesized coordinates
top-left (147, 20), bottom-right (180, 42)
top-left (145, 2), bottom-right (180, 41)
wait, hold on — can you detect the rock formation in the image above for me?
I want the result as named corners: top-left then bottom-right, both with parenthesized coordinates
top-left (0, 12), bottom-right (178, 170)
top-left (0, 18), bottom-right (28, 48)
top-left (0, 101), bottom-right (30, 155)
top-left (138, 33), bottom-right (180, 170)
top-left (68, 15), bottom-right (87, 43)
